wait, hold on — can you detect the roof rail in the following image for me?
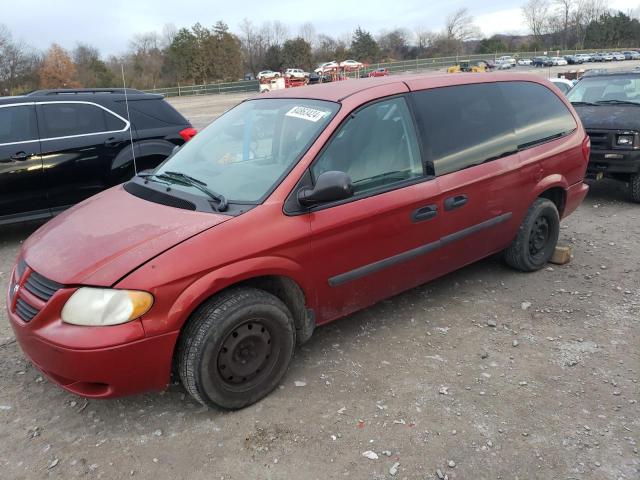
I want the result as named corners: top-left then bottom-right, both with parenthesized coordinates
top-left (26, 88), bottom-right (145, 96)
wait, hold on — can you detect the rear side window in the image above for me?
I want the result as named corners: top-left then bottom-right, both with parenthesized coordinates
top-left (502, 81), bottom-right (576, 148)
top-left (123, 99), bottom-right (188, 129)
top-left (39, 103), bottom-right (126, 139)
top-left (0, 105), bottom-right (38, 144)
top-left (411, 83), bottom-right (517, 176)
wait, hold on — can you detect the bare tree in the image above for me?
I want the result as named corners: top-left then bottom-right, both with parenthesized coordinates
top-left (415, 28), bottom-right (436, 52)
top-left (554, 0), bottom-right (576, 48)
top-left (574, 0), bottom-right (609, 47)
top-left (445, 8), bottom-right (481, 42)
top-left (0, 24), bottom-right (39, 95)
top-left (298, 22), bottom-right (317, 48)
top-left (129, 32), bottom-right (164, 88)
top-left (522, 0), bottom-right (551, 41)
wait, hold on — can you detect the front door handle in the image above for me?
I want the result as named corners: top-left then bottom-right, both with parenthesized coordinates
top-left (412, 204), bottom-right (438, 222)
top-left (10, 151), bottom-right (31, 161)
top-left (104, 137), bottom-right (122, 147)
top-left (444, 194), bottom-right (468, 211)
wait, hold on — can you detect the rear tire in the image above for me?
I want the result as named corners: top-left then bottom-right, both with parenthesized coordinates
top-left (630, 173), bottom-right (640, 203)
top-left (177, 287), bottom-right (296, 409)
top-left (504, 198), bottom-right (560, 272)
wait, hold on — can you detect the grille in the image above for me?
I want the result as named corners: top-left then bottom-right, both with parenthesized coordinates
top-left (124, 182), bottom-right (196, 211)
top-left (15, 298), bottom-right (40, 322)
top-left (12, 263), bottom-right (63, 323)
top-left (24, 271), bottom-right (63, 301)
top-left (586, 130), bottom-right (610, 150)
top-left (16, 258), bottom-right (27, 278)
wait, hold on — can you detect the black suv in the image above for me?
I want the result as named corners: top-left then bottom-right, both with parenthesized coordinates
top-left (0, 88), bottom-right (195, 225)
top-left (567, 71), bottom-right (640, 202)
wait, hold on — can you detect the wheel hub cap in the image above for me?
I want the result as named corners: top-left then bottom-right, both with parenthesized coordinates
top-left (217, 322), bottom-right (272, 385)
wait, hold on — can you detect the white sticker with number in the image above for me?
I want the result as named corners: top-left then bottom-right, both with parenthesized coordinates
top-left (285, 106), bottom-right (330, 122)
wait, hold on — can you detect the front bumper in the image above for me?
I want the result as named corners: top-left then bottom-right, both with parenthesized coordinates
top-left (6, 265), bottom-right (178, 398)
top-left (587, 149), bottom-right (640, 176)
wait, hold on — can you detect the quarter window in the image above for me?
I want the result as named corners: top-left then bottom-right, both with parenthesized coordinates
top-left (39, 103), bottom-right (126, 139)
top-left (502, 81), bottom-right (576, 148)
top-left (411, 84), bottom-right (517, 177)
top-left (0, 105), bottom-right (38, 144)
top-left (311, 97), bottom-right (423, 195)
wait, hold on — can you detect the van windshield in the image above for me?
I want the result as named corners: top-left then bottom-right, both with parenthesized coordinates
top-left (155, 98), bottom-right (339, 203)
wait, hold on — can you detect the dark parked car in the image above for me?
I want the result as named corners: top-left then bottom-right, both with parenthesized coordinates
top-left (532, 56), bottom-right (553, 67)
top-left (0, 88), bottom-right (195, 225)
top-left (308, 72), bottom-right (332, 84)
top-left (567, 70), bottom-right (640, 202)
top-left (478, 59), bottom-right (496, 70)
top-left (7, 72), bottom-right (589, 409)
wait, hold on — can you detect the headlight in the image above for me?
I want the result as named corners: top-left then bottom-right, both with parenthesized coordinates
top-left (617, 134), bottom-right (634, 146)
top-left (61, 288), bottom-right (154, 326)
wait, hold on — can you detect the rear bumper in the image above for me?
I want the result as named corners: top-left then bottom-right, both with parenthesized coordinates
top-left (587, 149), bottom-right (640, 176)
top-left (7, 279), bottom-right (178, 398)
top-left (564, 182), bottom-right (589, 218)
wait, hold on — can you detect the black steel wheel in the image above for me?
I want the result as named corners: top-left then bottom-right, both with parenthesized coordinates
top-left (177, 287), bottom-right (295, 409)
top-left (504, 198), bottom-right (560, 272)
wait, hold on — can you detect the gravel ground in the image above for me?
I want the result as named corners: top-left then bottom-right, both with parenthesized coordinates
top-left (0, 62), bottom-right (639, 479)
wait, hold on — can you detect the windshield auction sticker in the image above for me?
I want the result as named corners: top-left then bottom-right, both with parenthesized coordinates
top-left (285, 106), bottom-right (330, 122)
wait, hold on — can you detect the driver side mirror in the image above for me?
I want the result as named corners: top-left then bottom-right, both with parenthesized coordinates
top-left (298, 171), bottom-right (354, 206)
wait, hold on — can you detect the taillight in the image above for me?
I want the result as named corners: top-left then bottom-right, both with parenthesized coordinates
top-left (179, 127), bottom-right (197, 142)
top-left (582, 135), bottom-right (591, 162)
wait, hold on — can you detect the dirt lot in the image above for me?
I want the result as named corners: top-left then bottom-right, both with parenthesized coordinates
top-left (1, 64), bottom-right (639, 479)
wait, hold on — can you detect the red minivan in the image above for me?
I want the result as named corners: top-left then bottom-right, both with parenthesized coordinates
top-left (6, 73), bottom-right (589, 409)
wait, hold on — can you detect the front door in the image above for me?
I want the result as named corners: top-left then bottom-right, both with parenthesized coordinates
top-left (36, 101), bottom-right (129, 210)
top-left (305, 96), bottom-right (447, 323)
top-left (0, 104), bottom-right (46, 223)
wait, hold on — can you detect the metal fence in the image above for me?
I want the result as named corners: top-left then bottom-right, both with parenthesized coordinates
top-left (145, 80), bottom-right (259, 97)
top-left (145, 47), bottom-right (637, 97)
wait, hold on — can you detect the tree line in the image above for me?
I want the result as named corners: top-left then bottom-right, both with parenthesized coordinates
top-left (1, 1), bottom-right (639, 95)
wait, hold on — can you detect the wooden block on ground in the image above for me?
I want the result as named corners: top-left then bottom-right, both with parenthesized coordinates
top-left (550, 245), bottom-right (572, 265)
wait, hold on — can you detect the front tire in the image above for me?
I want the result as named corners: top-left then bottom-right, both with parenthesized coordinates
top-left (177, 287), bottom-right (296, 409)
top-left (504, 198), bottom-right (560, 272)
top-left (630, 173), bottom-right (640, 203)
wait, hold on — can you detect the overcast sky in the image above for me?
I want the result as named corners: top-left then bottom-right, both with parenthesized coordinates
top-left (3, 0), bottom-right (639, 55)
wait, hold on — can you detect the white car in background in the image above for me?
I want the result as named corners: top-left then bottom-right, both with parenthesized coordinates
top-left (611, 52), bottom-right (626, 61)
top-left (496, 60), bottom-right (512, 69)
top-left (550, 77), bottom-right (574, 95)
top-left (497, 56), bottom-right (517, 67)
top-left (551, 57), bottom-right (568, 66)
top-left (257, 70), bottom-right (280, 80)
top-left (315, 61), bottom-right (339, 73)
top-left (517, 58), bottom-right (533, 66)
top-left (284, 68), bottom-right (309, 79)
top-left (339, 59), bottom-right (364, 69)
top-left (575, 53), bottom-right (592, 62)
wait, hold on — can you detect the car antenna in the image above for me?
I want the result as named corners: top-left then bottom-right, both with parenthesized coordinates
top-left (121, 64), bottom-right (138, 176)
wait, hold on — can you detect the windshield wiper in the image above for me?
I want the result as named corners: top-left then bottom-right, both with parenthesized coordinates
top-left (594, 99), bottom-right (640, 106)
top-left (570, 101), bottom-right (598, 106)
top-left (138, 172), bottom-right (228, 212)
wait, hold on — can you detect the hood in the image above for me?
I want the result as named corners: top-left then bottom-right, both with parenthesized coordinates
top-left (573, 104), bottom-right (640, 131)
top-left (23, 185), bottom-right (230, 286)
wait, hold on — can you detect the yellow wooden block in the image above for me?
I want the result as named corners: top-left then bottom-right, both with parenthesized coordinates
top-left (550, 245), bottom-right (572, 265)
